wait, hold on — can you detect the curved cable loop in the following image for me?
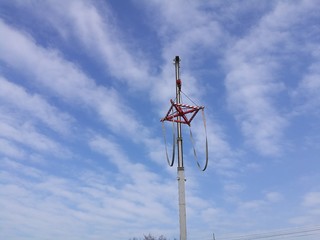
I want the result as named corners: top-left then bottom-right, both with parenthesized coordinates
top-left (161, 112), bottom-right (176, 167)
top-left (188, 108), bottom-right (208, 171)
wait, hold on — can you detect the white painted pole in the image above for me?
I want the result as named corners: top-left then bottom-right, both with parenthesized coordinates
top-left (174, 56), bottom-right (187, 240)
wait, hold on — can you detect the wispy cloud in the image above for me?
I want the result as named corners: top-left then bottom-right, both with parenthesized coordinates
top-left (224, 0), bottom-right (320, 156)
top-left (303, 192), bottom-right (320, 208)
top-left (3, 1), bottom-right (238, 174)
top-left (1, 1), bottom-right (320, 239)
top-left (0, 138), bottom-right (178, 239)
top-left (0, 76), bottom-right (74, 134)
top-left (11, 0), bottom-right (154, 91)
top-left (0, 111), bottom-right (70, 158)
top-left (0, 138), bottom-right (26, 159)
top-left (0, 19), bottom-right (160, 161)
top-left (290, 191), bottom-right (320, 225)
top-left (294, 59), bottom-right (320, 113)
top-left (0, 18), bottom-right (184, 238)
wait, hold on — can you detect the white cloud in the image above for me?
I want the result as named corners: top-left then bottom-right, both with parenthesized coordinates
top-left (290, 191), bottom-right (320, 225)
top-left (89, 134), bottom-right (172, 190)
top-left (224, 182), bottom-right (245, 195)
top-left (0, 138), bottom-right (26, 159)
top-left (0, 112), bottom-right (70, 157)
top-left (136, 0), bottom-right (226, 101)
top-left (223, 0), bottom-right (320, 156)
top-left (88, 134), bottom-right (129, 168)
top-left (5, 0), bottom-right (241, 176)
top-left (0, 19), bottom-right (160, 161)
top-left (0, 156), bottom-right (178, 239)
top-left (0, 15), bottom-right (183, 238)
top-left (265, 191), bottom-right (283, 203)
top-left (224, 2), bottom-right (304, 155)
top-left (294, 59), bottom-right (320, 112)
top-left (1, 1), bottom-right (319, 239)
top-left (240, 199), bottom-right (266, 210)
top-left (303, 192), bottom-right (320, 208)
top-left (0, 76), bottom-right (74, 134)
top-left (19, 0), bottom-right (153, 91)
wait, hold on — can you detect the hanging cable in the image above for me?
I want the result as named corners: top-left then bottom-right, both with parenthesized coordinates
top-left (162, 109), bottom-right (176, 167)
top-left (181, 89), bottom-right (199, 106)
top-left (188, 108), bottom-right (208, 171)
top-left (181, 91), bottom-right (208, 171)
top-left (217, 225), bottom-right (320, 240)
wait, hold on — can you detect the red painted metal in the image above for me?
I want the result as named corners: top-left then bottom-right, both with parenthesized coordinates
top-left (161, 99), bottom-right (204, 126)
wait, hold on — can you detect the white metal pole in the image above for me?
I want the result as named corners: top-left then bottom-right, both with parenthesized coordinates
top-left (174, 56), bottom-right (187, 240)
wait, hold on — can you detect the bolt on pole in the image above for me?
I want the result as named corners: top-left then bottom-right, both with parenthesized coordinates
top-left (174, 56), bottom-right (187, 240)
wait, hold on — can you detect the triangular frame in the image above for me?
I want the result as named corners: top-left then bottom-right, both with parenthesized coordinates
top-left (161, 99), bottom-right (204, 126)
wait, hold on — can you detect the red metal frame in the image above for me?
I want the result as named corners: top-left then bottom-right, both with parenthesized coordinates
top-left (161, 99), bottom-right (204, 126)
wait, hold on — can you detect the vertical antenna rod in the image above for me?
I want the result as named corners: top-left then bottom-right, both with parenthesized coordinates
top-left (174, 56), bottom-right (187, 240)
top-left (161, 56), bottom-right (208, 240)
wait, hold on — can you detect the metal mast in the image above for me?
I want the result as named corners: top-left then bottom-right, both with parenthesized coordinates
top-left (161, 56), bottom-right (208, 240)
top-left (174, 56), bottom-right (187, 240)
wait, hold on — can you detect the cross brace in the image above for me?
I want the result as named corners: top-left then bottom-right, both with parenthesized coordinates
top-left (161, 99), bottom-right (204, 126)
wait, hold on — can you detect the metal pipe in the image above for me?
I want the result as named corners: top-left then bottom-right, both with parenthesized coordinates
top-left (174, 56), bottom-right (187, 240)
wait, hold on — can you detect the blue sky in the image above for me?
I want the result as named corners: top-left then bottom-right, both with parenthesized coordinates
top-left (0, 0), bottom-right (320, 239)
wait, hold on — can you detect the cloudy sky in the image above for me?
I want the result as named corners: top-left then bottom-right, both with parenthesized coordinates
top-left (1, 0), bottom-right (320, 239)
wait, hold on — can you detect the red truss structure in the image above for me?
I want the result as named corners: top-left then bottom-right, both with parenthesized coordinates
top-left (161, 99), bottom-right (204, 126)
